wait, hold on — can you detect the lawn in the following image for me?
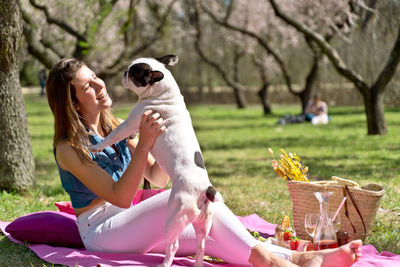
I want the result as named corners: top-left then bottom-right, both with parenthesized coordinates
top-left (1, 93), bottom-right (399, 266)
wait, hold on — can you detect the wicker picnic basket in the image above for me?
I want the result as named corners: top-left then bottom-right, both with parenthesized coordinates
top-left (287, 181), bottom-right (385, 241)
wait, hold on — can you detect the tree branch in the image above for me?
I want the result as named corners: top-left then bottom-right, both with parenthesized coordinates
top-left (127, 0), bottom-right (177, 57)
top-left (41, 37), bottom-right (67, 59)
top-left (223, 0), bottom-right (235, 22)
top-left (359, 0), bottom-right (377, 31)
top-left (89, 0), bottom-right (120, 39)
top-left (201, 2), bottom-right (296, 95)
top-left (371, 25), bottom-right (400, 94)
top-left (252, 55), bottom-right (269, 86)
top-left (21, 9), bottom-right (60, 68)
top-left (269, 0), bottom-right (369, 93)
top-left (28, 0), bottom-right (86, 41)
top-left (97, 0), bottom-right (140, 75)
top-left (192, 1), bottom-right (246, 95)
top-left (100, 0), bottom-right (176, 78)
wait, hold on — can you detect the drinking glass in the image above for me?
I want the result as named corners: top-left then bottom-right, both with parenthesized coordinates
top-left (304, 213), bottom-right (319, 238)
top-left (305, 212), bottom-right (341, 236)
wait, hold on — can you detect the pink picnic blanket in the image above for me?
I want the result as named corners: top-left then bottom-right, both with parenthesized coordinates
top-left (0, 214), bottom-right (271, 267)
top-left (1, 213), bottom-right (399, 266)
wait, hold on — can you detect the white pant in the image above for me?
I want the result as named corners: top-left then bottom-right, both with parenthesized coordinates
top-left (312, 114), bottom-right (329, 125)
top-left (76, 189), bottom-right (292, 265)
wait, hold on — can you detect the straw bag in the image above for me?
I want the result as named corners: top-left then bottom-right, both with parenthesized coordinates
top-left (287, 181), bottom-right (385, 241)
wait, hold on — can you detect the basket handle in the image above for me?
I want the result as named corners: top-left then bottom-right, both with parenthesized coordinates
top-left (343, 185), bottom-right (367, 241)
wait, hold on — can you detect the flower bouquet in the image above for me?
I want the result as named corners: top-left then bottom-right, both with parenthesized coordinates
top-left (268, 148), bottom-right (309, 182)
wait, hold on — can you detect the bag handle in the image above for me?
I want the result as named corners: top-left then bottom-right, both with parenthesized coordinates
top-left (342, 186), bottom-right (356, 234)
top-left (342, 185), bottom-right (367, 241)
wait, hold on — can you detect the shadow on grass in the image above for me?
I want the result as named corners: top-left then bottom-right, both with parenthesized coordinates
top-left (201, 139), bottom-right (267, 151)
top-left (304, 154), bottom-right (399, 180)
top-left (192, 113), bottom-right (261, 120)
top-left (384, 107), bottom-right (400, 113)
top-left (328, 108), bottom-right (365, 116)
top-left (206, 157), bottom-right (272, 181)
top-left (31, 133), bottom-right (54, 140)
top-left (331, 118), bottom-right (365, 126)
top-left (26, 110), bottom-right (52, 117)
top-left (202, 134), bottom-right (347, 152)
top-left (35, 160), bottom-right (57, 171)
top-left (194, 122), bottom-right (272, 132)
top-left (33, 159), bottom-right (65, 198)
top-left (191, 109), bottom-right (277, 121)
top-left (0, 237), bottom-right (55, 267)
top-left (28, 121), bottom-right (53, 127)
top-left (37, 184), bottom-right (66, 197)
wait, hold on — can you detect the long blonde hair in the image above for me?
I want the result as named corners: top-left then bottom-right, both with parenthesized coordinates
top-left (46, 58), bottom-right (119, 164)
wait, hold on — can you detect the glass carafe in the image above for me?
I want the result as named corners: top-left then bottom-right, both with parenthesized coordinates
top-left (313, 192), bottom-right (338, 250)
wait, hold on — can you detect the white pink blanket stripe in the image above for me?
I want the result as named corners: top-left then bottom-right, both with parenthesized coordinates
top-left (1, 215), bottom-right (399, 267)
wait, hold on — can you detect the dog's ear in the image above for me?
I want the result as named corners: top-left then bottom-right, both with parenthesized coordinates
top-left (149, 71), bottom-right (164, 84)
top-left (156, 55), bottom-right (179, 66)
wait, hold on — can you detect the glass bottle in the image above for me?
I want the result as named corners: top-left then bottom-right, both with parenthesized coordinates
top-left (313, 192), bottom-right (338, 250)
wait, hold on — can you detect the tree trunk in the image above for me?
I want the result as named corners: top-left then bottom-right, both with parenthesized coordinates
top-left (0, 0), bottom-right (35, 191)
top-left (300, 53), bottom-right (319, 113)
top-left (363, 90), bottom-right (387, 135)
top-left (257, 84), bottom-right (272, 115)
top-left (232, 86), bottom-right (247, 109)
top-left (252, 56), bottom-right (272, 115)
top-left (232, 50), bottom-right (247, 109)
top-left (196, 55), bottom-right (204, 101)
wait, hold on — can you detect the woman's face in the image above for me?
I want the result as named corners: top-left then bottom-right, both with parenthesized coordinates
top-left (71, 65), bottom-right (112, 116)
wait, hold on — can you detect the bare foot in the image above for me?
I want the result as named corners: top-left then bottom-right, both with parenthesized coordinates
top-left (292, 240), bottom-right (362, 267)
top-left (320, 240), bottom-right (362, 267)
top-left (249, 244), bottom-right (299, 267)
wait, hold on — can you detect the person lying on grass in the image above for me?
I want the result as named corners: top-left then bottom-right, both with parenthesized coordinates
top-left (45, 57), bottom-right (362, 267)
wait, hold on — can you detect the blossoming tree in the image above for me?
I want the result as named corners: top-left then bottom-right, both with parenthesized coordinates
top-left (21, 0), bottom-right (177, 81)
top-left (270, 0), bottom-right (400, 135)
top-left (201, 0), bottom-right (358, 113)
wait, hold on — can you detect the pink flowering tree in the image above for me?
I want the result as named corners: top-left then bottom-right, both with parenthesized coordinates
top-left (269, 0), bottom-right (400, 135)
top-left (178, 0), bottom-right (254, 108)
top-left (201, 0), bottom-right (358, 113)
top-left (21, 0), bottom-right (177, 81)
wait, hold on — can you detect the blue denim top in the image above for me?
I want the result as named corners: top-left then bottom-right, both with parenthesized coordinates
top-left (55, 133), bottom-right (132, 208)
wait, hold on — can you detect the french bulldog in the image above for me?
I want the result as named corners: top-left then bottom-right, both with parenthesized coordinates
top-left (91, 55), bottom-right (222, 267)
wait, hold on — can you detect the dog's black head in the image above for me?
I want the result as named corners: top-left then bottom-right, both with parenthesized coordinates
top-left (126, 55), bottom-right (179, 88)
top-left (127, 63), bottom-right (164, 88)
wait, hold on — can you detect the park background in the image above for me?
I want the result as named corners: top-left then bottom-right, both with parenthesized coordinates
top-left (1, 0), bottom-right (400, 265)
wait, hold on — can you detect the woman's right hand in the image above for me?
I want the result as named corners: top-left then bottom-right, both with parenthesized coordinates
top-left (137, 110), bottom-right (166, 151)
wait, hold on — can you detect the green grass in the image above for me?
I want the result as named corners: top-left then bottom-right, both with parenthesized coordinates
top-left (1, 94), bottom-right (399, 266)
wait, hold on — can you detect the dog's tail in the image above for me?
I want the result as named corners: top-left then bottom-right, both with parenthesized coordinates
top-left (205, 186), bottom-right (223, 202)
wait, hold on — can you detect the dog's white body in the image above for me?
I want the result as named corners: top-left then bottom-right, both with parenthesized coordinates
top-left (91, 56), bottom-right (221, 267)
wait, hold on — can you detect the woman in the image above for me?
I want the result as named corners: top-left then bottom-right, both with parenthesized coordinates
top-left (46, 58), bottom-right (361, 267)
top-left (304, 94), bottom-right (329, 125)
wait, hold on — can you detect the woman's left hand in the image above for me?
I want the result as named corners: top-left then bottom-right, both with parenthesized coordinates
top-left (137, 110), bottom-right (166, 151)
